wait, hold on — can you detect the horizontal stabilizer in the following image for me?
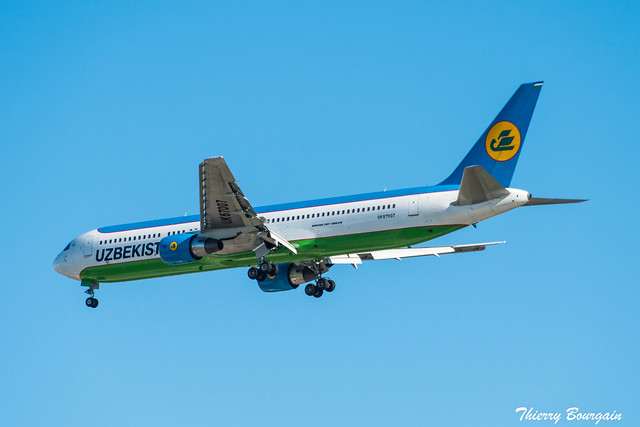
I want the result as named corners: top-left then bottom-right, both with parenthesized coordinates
top-left (523, 197), bottom-right (587, 206)
top-left (327, 241), bottom-right (505, 265)
top-left (455, 165), bottom-right (509, 206)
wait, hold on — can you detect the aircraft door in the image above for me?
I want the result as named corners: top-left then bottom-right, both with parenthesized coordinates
top-left (408, 196), bottom-right (420, 216)
top-left (83, 235), bottom-right (93, 256)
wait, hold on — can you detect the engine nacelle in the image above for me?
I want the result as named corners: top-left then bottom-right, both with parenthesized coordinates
top-left (159, 233), bottom-right (223, 265)
top-left (257, 263), bottom-right (316, 292)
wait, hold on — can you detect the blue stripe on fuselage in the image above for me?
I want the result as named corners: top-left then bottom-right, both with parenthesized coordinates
top-left (97, 184), bottom-right (459, 233)
top-left (256, 185), bottom-right (458, 212)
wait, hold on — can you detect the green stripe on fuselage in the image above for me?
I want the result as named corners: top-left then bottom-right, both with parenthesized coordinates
top-left (81, 225), bottom-right (465, 283)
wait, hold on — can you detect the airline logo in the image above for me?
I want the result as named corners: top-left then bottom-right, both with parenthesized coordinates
top-left (170, 241), bottom-right (178, 251)
top-left (95, 242), bottom-right (159, 262)
top-left (485, 121), bottom-right (521, 162)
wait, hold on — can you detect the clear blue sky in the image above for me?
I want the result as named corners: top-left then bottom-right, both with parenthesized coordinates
top-left (1, 1), bottom-right (638, 425)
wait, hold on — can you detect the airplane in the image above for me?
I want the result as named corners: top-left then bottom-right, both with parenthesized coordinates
top-left (53, 81), bottom-right (585, 308)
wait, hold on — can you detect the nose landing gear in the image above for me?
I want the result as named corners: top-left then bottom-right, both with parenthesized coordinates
top-left (85, 296), bottom-right (99, 308)
top-left (84, 281), bottom-right (100, 308)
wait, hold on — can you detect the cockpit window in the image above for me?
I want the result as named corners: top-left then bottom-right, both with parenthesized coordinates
top-left (63, 242), bottom-right (72, 251)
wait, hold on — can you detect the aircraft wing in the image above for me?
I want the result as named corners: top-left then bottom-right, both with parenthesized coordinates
top-left (327, 241), bottom-right (505, 267)
top-left (199, 157), bottom-right (263, 232)
top-left (199, 157), bottom-right (296, 256)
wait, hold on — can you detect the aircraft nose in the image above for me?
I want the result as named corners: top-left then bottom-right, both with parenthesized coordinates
top-left (53, 253), bottom-right (64, 274)
top-left (53, 251), bottom-right (74, 278)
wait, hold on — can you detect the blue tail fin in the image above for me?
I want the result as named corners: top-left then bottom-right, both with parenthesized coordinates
top-left (439, 82), bottom-right (543, 187)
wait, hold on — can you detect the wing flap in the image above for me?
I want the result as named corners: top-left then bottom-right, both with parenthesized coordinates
top-left (328, 241), bottom-right (505, 264)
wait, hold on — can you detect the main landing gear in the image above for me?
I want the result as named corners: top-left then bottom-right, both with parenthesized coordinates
top-left (84, 281), bottom-right (99, 308)
top-left (247, 260), bottom-right (278, 282)
top-left (304, 277), bottom-right (336, 299)
top-left (247, 259), bottom-right (335, 299)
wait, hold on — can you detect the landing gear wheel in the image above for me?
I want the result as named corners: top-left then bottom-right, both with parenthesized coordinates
top-left (268, 263), bottom-right (278, 276)
top-left (248, 267), bottom-right (259, 280)
top-left (256, 271), bottom-right (267, 282)
top-left (317, 278), bottom-right (329, 290)
top-left (305, 284), bottom-right (315, 296)
top-left (326, 280), bottom-right (336, 292)
top-left (259, 261), bottom-right (271, 273)
top-left (83, 281), bottom-right (100, 308)
top-left (313, 286), bottom-right (324, 298)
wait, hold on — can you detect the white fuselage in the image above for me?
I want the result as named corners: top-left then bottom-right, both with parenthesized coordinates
top-left (53, 187), bottom-right (530, 281)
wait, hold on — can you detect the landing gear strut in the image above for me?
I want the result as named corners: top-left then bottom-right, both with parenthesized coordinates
top-left (84, 282), bottom-right (99, 308)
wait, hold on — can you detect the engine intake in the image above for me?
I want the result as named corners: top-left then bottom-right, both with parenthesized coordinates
top-left (159, 233), bottom-right (223, 265)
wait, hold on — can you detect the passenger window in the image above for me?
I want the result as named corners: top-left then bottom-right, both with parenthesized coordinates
top-left (393, 204), bottom-right (396, 208)
top-left (382, 205), bottom-right (385, 210)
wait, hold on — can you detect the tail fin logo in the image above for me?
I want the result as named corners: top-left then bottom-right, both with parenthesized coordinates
top-left (485, 121), bottom-right (521, 162)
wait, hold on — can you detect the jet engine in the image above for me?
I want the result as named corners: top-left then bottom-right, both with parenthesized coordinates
top-left (257, 263), bottom-right (316, 292)
top-left (159, 233), bottom-right (223, 265)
